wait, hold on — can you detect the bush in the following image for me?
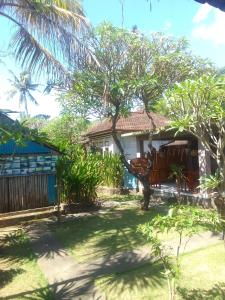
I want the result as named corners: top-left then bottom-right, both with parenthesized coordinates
top-left (56, 146), bottom-right (124, 205)
top-left (57, 147), bottom-right (103, 205)
top-left (57, 145), bottom-right (125, 205)
top-left (101, 153), bottom-right (124, 188)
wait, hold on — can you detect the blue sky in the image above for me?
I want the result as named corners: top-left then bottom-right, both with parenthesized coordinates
top-left (1, 0), bottom-right (225, 117)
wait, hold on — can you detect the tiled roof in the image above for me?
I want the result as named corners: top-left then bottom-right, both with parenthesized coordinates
top-left (86, 111), bottom-right (169, 137)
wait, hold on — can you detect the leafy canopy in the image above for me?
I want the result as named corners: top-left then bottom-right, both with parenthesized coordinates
top-left (61, 22), bottom-right (214, 120)
top-left (42, 114), bottom-right (90, 151)
top-left (165, 75), bottom-right (225, 193)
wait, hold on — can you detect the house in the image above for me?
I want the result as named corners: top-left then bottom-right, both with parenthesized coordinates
top-left (0, 113), bottom-right (60, 213)
top-left (85, 111), bottom-right (170, 158)
top-left (84, 111), bottom-right (214, 196)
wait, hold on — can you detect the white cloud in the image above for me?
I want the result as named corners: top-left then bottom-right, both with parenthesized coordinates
top-left (192, 8), bottom-right (225, 47)
top-left (193, 3), bottom-right (212, 23)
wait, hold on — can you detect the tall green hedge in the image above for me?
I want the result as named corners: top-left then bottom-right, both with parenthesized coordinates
top-left (57, 147), bottom-right (124, 204)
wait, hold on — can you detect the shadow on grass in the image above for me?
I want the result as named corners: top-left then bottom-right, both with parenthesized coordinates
top-left (177, 282), bottom-right (225, 300)
top-left (97, 260), bottom-right (165, 298)
top-left (0, 224), bottom-right (68, 262)
top-left (0, 268), bottom-right (24, 289)
top-left (1, 284), bottom-right (54, 300)
top-left (0, 228), bottom-right (35, 263)
top-left (1, 279), bottom-right (100, 300)
top-left (51, 206), bottom-right (168, 261)
top-left (27, 224), bottom-right (68, 260)
top-left (2, 260), bottom-right (165, 300)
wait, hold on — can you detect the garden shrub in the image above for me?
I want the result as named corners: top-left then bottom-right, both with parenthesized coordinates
top-left (57, 146), bottom-right (103, 205)
top-left (57, 147), bottom-right (124, 204)
top-left (101, 153), bottom-right (124, 188)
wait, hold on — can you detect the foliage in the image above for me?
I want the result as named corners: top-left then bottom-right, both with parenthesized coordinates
top-left (62, 23), bottom-right (213, 119)
top-left (0, 0), bottom-right (89, 80)
top-left (61, 22), bottom-right (214, 210)
top-left (169, 164), bottom-right (185, 180)
top-left (165, 75), bottom-right (225, 197)
top-left (22, 114), bottom-right (50, 131)
top-left (169, 164), bottom-right (186, 198)
top-left (101, 153), bottom-right (124, 188)
top-left (0, 112), bottom-right (47, 145)
top-left (139, 205), bottom-right (222, 300)
top-left (152, 98), bottom-right (170, 115)
top-left (56, 145), bottom-right (125, 203)
top-left (56, 146), bottom-right (103, 204)
top-left (199, 173), bottom-right (223, 193)
top-left (42, 114), bottom-right (90, 151)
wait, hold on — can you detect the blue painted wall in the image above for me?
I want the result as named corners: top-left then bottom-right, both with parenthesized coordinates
top-left (48, 175), bottom-right (57, 204)
top-left (0, 140), bottom-right (55, 155)
top-left (0, 139), bottom-right (59, 205)
top-left (124, 168), bottom-right (138, 189)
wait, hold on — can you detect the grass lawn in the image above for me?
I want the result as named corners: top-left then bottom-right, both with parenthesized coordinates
top-left (0, 228), bottom-right (52, 300)
top-left (52, 204), bottom-right (171, 263)
top-left (96, 243), bottom-right (225, 300)
top-left (54, 200), bottom-right (205, 264)
top-left (52, 201), bottom-right (210, 263)
top-left (98, 194), bottom-right (143, 203)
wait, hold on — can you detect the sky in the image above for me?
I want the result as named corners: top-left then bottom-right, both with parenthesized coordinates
top-left (1, 0), bottom-right (225, 118)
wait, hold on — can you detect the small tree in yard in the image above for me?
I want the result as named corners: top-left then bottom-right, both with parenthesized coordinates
top-left (165, 75), bottom-right (225, 232)
top-left (139, 205), bottom-right (222, 300)
top-left (61, 23), bottom-right (214, 210)
top-left (42, 114), bottom-right (90, 152)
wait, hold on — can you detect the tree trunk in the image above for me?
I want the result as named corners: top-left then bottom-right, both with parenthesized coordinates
top-left (213, 149), bottom-right (225, 244)
top-left (110, 107), bottom-right (155, 210)
top-left (140, 177), bottom-right (154, 210)
top-left (214, 196), bottom-right (225, 245)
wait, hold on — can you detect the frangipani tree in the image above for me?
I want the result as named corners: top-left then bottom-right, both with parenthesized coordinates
top-left (165, 75), bottom-right (225, 220)
top-left (62, 23), bottom-right (214, 210)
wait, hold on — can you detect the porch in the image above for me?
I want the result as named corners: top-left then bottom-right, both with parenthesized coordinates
top-left (124, 133), bottom-right (213, 199)
top-left (152, 182), bottom-right (206, 198)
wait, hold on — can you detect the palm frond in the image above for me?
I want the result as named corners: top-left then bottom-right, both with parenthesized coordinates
top-left (0, 0), bottom-right (91, 79)
top-left (27, 90), bottom-right (38, 105)
top-left (10, 26), bottom-right (70, 80)
top-left (6, 89), bottom-right (17, 100)
top-left (28, 83), bottom-right (39, 90)
top-left (7, 69), bottom-right (20, 84)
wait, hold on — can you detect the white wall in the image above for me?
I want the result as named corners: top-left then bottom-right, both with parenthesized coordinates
top-left (121, 135), bottom-right (138, 160)
top-left (90, 135), bottom-right (171, 159)
top-left (89, 134), bottom-right (139, 159)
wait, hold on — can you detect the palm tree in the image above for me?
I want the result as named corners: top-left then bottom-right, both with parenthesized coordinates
top-left (0, 0), bottom-right (89, 80)
top-left (7, 71), bottom-right (39, 117)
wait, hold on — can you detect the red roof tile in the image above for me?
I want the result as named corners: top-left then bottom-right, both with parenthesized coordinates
top-left (86, 111), bottom-right (169, 137)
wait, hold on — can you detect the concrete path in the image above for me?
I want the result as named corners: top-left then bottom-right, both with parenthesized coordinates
top-left (27, 223), bottom-right (223, 300)
top-left (27, 224), bottom-right (104, 300)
